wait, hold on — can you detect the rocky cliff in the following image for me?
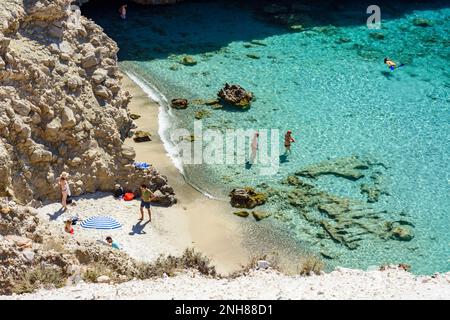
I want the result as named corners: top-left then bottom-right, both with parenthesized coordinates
top-left (0, 0), bottom-right (175, 205)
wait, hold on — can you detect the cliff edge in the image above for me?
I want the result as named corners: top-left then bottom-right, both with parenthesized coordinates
top-left (0, 0), bottom-right (175, 205)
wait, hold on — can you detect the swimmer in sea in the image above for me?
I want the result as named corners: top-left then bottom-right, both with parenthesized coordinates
top-left (384, 57), bottom-right (405, 71)
top-left (119, 4), bottom-right (127, 20)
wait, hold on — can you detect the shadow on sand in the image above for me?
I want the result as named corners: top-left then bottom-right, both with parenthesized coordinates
top-left (129, 220), bottom-right (151, 235)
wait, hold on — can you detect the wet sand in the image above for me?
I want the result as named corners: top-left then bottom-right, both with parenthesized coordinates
top-left (121, 72), bottom-right (252, 274)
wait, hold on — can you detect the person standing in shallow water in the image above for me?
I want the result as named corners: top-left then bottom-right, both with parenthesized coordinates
top-left (250, 132), bottom-right (259, 164)
top-left (284, 130), bottom-right (295, 155)
top-left (119, 4), bottom-right (127, 20)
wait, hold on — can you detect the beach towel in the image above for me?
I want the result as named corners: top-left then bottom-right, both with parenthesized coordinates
top-left (134, 162), bottom-right (151, 170)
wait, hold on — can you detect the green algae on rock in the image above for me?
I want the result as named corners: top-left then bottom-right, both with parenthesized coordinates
top-left (180, 56), bottom-right (197, 66)
top-left (195, 109), bottom-right (211, 120)
top-left (233, 210), bottom-right (250, 218)
top-left (268, 162), bottom-right (414, 251)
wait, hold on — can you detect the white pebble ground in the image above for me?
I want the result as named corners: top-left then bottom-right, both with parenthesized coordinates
top-left (3, 268), bottom-right (449, 300)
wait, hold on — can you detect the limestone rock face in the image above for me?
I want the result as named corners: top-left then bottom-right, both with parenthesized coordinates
top-left (0, 0), bottom-right (175, 204)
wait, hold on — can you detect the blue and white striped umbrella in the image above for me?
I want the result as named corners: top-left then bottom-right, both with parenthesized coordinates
top-left (80, 216), bottom-right (122, 230)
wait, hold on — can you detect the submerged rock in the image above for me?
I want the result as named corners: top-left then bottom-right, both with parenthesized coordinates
top-left (195, 109), bottom-right (211, 120)
top-left (295, 156), bottom-right (371, 180)
top-left (218, 83), bottom-right (253, 109)
top-left (390, 226), bottom-right (414, 241)
top-left (171, 98), bottom-right (189, 109)
top-left (233, 210), bottom-right (250, 218)
top-left (252, 211), bottom-right (270, 221)
top-left (412, 18), bottom-right (434, 27)
top-left (129, 113), bottom-right (141, 120)
top-left (369, 32), bottom-right (385, 40)
top-left (246, 54), bottom-right (260, 59)
top-left (229, 187), bottom-right (267, 209)
top-left (290, 24), bottom-right (304, 31)
top-left (278, 158), bottom-right (413, 250)
top-left (180, 56), bottom-right (197, 66)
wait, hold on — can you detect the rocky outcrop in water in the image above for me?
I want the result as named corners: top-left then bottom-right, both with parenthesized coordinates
top-left (170, 98), bottom-right (188, 109)
top-left (295, 156), bottom-right (377, 181)
top-left (229, 187), bottom-right (267, 209)
top-left (264, 157), bottom-right (413, 254)
top-left (218, 83), bottom-right (253, 109)
top-left (0, 0), bottom-right (175, 205)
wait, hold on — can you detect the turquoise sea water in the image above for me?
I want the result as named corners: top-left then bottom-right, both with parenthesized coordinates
top-left (83, 1), bottom-right (450, 274)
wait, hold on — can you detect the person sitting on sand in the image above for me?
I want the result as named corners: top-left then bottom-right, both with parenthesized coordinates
top-left (113, 184), bottom-right (124, 199)
top-left (139, 184), bottom-right (154, 222)
top-left (119, 4), bottom-right (127, 20)
top-left (58, 172), bottom-right (71, 212)
top-left (64, 219), bottom-right (74, 235)
top-left (284, 130), bottom-right (295, 155)
top-left (106, 236), bottom-right (121, 250)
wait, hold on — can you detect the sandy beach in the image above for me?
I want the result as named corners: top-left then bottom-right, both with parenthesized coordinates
top-left (32, 72), bottom-right (306, 277)
top-left (119, 72), bottom-right (315, 274)
top-left (106, 73), bottom-right (253, 273)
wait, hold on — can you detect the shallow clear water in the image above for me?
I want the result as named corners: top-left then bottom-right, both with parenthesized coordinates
top-left (84, 0), bottom-right (450, 274)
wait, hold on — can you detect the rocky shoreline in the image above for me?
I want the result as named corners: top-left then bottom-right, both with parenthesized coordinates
top-left (0, 0), bottom-right (175, 205)
top-left (0, 0), bottom-right (179, 295)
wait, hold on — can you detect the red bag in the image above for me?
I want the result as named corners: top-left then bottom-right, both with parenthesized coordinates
top-left (123, 192), bottom-right (134, 201)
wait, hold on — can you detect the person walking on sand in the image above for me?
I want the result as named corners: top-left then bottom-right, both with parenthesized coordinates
top-left (284, 130), bottom-right (295, 155)
top-left (58, 172), bottom-right (71, 212)
top-left (139, 184), bottom-right (154, 222)
top-left (250, 132), bottom-right (259, 164)
top-left (119, 4), bottom-right (127, 20)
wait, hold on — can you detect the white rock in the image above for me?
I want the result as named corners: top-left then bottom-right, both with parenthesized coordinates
top-left (21, 250), bottom-right (35, 262)
top-left (256, 260), bottom-right (270, 270)
top-left (96, 275), bottom-right (110, 283)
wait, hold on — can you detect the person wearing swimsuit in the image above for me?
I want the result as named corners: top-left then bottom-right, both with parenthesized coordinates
top-left (59, 172), bottom-right (71, 212)
top-left (384, 57), bottom-right (397, 70)
top-left (284, 130), bottom-right (295, 155)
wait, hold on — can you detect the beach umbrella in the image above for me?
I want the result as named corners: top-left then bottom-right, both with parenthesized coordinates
top-left (80, 216), bottom-right (122, 230)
